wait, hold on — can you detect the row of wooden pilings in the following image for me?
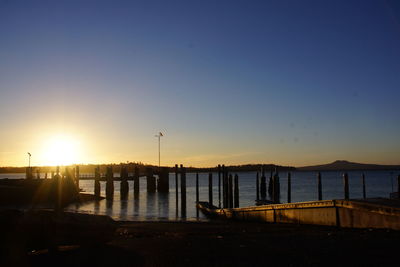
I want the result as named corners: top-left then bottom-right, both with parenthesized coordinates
top-left (256, 171), bottom-right (392, 203)
top-left (193, 164), bottom-right (240, 209)
top-left (26, 165), bottom-right (80, 188)
top-left (94, 165), bottom-right (170, 200)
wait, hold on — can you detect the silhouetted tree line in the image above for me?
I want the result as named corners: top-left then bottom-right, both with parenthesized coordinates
top-left (1, 163), bottom-right (295, 174)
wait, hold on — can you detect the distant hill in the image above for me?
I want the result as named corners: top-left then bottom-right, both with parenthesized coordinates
top-left (298, 160), bottom-right (400, 171)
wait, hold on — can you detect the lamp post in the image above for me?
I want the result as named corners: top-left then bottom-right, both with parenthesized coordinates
top-left (155, 132), bottom-right (163, 167)
top-left (27, 152), bottom-right (31, 179)
top-left (27, 152), bottom-right (31, 168)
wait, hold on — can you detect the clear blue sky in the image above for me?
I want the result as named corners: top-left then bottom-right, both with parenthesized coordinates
top-left (1, 0), bottom-right (399, 167)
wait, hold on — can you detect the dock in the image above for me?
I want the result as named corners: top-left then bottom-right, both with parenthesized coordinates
top-left (197, 198), bottom-right (400, 230)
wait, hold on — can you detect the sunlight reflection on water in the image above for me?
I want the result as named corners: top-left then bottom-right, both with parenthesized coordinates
top-left (1, 170), bottom-right (398, 221)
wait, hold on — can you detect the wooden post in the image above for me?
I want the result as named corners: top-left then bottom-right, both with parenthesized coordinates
top-left (234, 174), bottom-right (239, 208)
top-left (120, 165), bottom-right (129, 199)
top-left (397, 175), bottom-right (400, 199)
top-left (317, 172), bottom-right (322, 201)
top-left (260, 167), bottom-right (266, 199)
top-left (157, 167), bottom-right (169, 193)
top-left (256, 172), bottom-right (260, 201)
top-left (75, 165), bottom-right (80, 188)
top-left (273, 171), bottom-right (280, 203)
top-left (26, 167), bottom-right (31, 179)
top-left (218, 164), bottom-right (221, 208)
top-left (134, 166), bottom-right (140, 195)
top-left (343, 173), bottom-right (349, 200)
top-left (362, 173), bottom-right (366, 199)
top-left (268, 171), bottom-right (273, 200)
top-left (94, 166), bottom-right (100, 198)
top-left (208, 173), bottom-right (213, 206)
top-left (196, 172), bottom-right (199, 218)
top-left (222, 165), bottom-right (227, 208)
top-left (106, 166), bottom-right (114, 200)
top-left (228, 174), bottom-right (233, 208)
top-left (146, 168), bottom-right (156, 193)
top-left (196, 173), bottom-right (199, 204)
top-left (175, 164), bottom-right (179, 213)
top-left (287, 172), bottom-right (291, 203)
top-left (180, 164), bottom-right (186, 218)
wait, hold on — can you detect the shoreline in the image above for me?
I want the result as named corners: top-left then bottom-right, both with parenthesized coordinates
top-left (2, 209), bottom-right (399, 266)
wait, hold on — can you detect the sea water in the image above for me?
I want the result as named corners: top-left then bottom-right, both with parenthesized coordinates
top-left (1, 170), bottom-right (399, 221)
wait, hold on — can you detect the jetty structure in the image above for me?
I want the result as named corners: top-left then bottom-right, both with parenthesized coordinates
top-left (1, 162), bottom-right (400, 231)
top-left (198, 171), bottom-right (400, 231)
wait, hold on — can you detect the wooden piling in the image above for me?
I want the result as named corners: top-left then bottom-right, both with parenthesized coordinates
top-left (256, 172), bottom-right (260, 201)
top-left (146, 168), bottom-right (156, 193)
top-left (134, 166), bottom-right (140, 195)
top-left (26, 167), bottom-right (31, 179)
top-left (362, 173), bottom-right (366, 199)
top-left (218, 164), bottom-right (221, 208)
top-left (343, 173), bottom-right (349, 200)
top-left (287, 172), bottom-right (291, 203)
top-left (228, 174), bottom-right (233, 208)
top-left (268, 171), bottom-right (273, 200)
top-left (397, 175), bottom-right (400, 199)
top-left (196, 172), bottom-right (199, 218)
top-left (75, 165), bottom-right (80, 188)
top-left (273, 171), bottom-right (280, 203)
top-left (234, 174), bottom-right (239, 208)
top-left (157, 167), bottom-right (170, 193)
top-left (180, 164), bottom-right (186, 217)
top-left (106, 166), bottom-right (114, 200)
top-left (222, 165), bottom-right (227, 208)
top-left (175, 164), bottom-right (179, 213)
top-left (260, 167), bottom-right (266, 199)
top-left (196, 173), bottom-right (199, 204)
top-left (208, 173), bottom-right (213, 206)
top-left (120, 165), bottom-right (129, 199)
top-left (94, 166), bottom-right (100, 198)
top-left (317, 172), bottom-right (322, 201)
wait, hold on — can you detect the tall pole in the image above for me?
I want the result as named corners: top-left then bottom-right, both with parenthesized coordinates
top-left (155, 132), bottom-right (163, 168)
top-left (27, 152), bottom-right (31, 168)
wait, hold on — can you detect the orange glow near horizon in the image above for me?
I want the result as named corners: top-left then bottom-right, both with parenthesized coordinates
top-left (38, 134), bottom-right (82, 166)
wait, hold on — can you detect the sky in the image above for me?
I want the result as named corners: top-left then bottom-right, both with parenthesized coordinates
top-left (0, 0), bottom-right (400, 167)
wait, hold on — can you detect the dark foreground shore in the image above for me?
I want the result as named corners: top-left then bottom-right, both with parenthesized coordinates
top-left (3, 219), bottom-right (398, 267)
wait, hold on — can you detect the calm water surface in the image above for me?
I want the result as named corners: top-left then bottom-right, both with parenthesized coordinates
top-left (1, 170), bottom-right (399, 221)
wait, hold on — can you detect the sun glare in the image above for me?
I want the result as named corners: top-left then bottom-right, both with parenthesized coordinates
top-left (40, 135), bottom-right (81, 166)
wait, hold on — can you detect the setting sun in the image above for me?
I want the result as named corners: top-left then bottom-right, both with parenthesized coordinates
top-left (40, 134), bottom-right (81, 166)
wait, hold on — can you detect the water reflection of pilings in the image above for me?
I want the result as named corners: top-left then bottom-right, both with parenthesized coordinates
top-left (94, 200), bottom-right (100, 214)
top-left (157, 193), bottom-right (169, 219)
top-left (106, 199), bottom-right (113, 217)
top-left (120, 200), bottom-right (127, 220)
top-left (133, 192), bottom-right (140, 217)
top-left (146, 193), bottom-right (156, 219)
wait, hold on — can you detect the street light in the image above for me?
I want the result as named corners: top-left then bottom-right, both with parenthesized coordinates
top-left (27, 152), bottom-right (31, 168)
top-left (155, 132), bottom-right (164, 167)
top-left (27, 152), bottom-right (32, 179)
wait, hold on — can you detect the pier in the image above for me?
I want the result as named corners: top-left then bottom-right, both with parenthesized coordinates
top-left (198, 197), bottom-right (400, 230)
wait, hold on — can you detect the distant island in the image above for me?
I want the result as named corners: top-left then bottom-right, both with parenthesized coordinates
top-left (297, 160), bottom-right (400, 171)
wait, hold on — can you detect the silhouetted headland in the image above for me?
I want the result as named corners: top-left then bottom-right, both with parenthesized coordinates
top-left (298, 160), bottom-right (400, 171)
